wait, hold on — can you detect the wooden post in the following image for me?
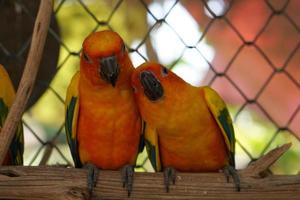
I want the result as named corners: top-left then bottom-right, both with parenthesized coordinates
top-left (0, 0), bottom-right (53, 164)
top-left (0, 144), bottom-right (298, 199)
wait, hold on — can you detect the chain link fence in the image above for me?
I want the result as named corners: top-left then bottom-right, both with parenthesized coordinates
top-left (1, 0), bottom-right (299, 174)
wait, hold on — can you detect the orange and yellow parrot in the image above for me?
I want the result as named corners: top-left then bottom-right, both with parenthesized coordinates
top-left (0, 64), bottom-right (24, 165)
top-left (65, 30), bottom-right (143, 195)
top-left (131, 62), bottom-right (240, 191)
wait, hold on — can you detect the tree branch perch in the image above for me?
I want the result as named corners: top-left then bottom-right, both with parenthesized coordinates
top-left (242, 143), bottom-right (292, 177)
top-left (0, 144), bottom-right (298, 199)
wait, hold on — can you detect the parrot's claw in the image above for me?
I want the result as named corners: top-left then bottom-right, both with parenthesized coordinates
top-left (223, 167), bottom-right (230, 183)
top-left (164, 167), bottom-right (176, 192)
top-left (223, 165), bottom-right (240, 192)
top-left (121, 165), bottom-right (134, 197)
top-left (84, 163), bottom-right (99, 196)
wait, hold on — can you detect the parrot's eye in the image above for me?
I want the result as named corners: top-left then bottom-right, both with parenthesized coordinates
top-left (83, 52), bottom-right (92, 64)
top-left (132, 85), bottom-right (138, 93)
top-left (161, 66), bottom-right (168, 77)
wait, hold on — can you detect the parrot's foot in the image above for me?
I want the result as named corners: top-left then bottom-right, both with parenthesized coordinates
top-left (121, 164), bottom-right (134, 197)
top-left (164, 167), bottom-right (176, 192)
top-left (83, 163), bottom-right (99, 196)
top-left (223, 165), bottom-right (240, 192)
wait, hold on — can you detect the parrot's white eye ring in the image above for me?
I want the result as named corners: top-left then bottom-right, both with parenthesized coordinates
top-left (161, 66), bottom-right (168, 77)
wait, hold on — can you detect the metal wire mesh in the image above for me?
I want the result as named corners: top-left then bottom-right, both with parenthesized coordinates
top-left (1, 0), bottom-right (299, 173)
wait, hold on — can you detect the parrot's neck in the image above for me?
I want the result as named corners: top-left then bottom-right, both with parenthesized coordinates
top-left (141, 84), bottom-right (206, 132)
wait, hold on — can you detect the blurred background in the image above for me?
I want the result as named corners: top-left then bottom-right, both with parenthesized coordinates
top-left (0, 0), bottom-right (299, 174)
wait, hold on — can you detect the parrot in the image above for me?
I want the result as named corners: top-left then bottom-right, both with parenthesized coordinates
top-left (65, 30), bottom-right (143, 196)
top-left (131, 62), bottom-right (240, 192)
top-left (0, 64), bottom-right (24, 166)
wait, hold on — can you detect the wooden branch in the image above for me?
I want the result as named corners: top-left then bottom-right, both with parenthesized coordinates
top-left (0, 0), bottom-right (53, 164)
top-left (242, 143), bottom-right (292, 177)
top-left (0, 144), bottom-right (298, 199)
top-left (0, 167), bottom-right (299, 200)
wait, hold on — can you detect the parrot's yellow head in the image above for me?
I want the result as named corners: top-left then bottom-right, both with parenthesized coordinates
top-left (132, 62), bottom-right (181, 102)
top-left (81, 30), bottom-right (128, 87)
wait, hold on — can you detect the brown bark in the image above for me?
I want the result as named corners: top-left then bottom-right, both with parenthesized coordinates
top-left (0, 144), bottom-right (298, 200)
top-left (0, 0), bottom-right (53, 164)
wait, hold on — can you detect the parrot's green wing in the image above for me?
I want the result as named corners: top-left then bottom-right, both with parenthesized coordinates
top-left (0, 64), bottom-right (24, 165)
top-left (138, 121), bottom-right (146, 153)
top-left (10, 120), bottom-right (23, 165)
top-left (203, 86), bottom-right (235, 167)
top-left (65, 72), bottom-right (82, 168)
top-left (144, 124), bottom-right (161, 171)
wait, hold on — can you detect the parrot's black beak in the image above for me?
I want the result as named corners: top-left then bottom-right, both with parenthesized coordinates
top-left (140, 71), bottom-right (164, 101)
top-left (100, 55), bottom-right (120, 87)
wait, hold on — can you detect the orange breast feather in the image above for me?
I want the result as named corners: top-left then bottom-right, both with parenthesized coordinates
top-left (147, 88), bottom-right (228, 172)
top-left (77, 79), bottom-right (141, 170)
